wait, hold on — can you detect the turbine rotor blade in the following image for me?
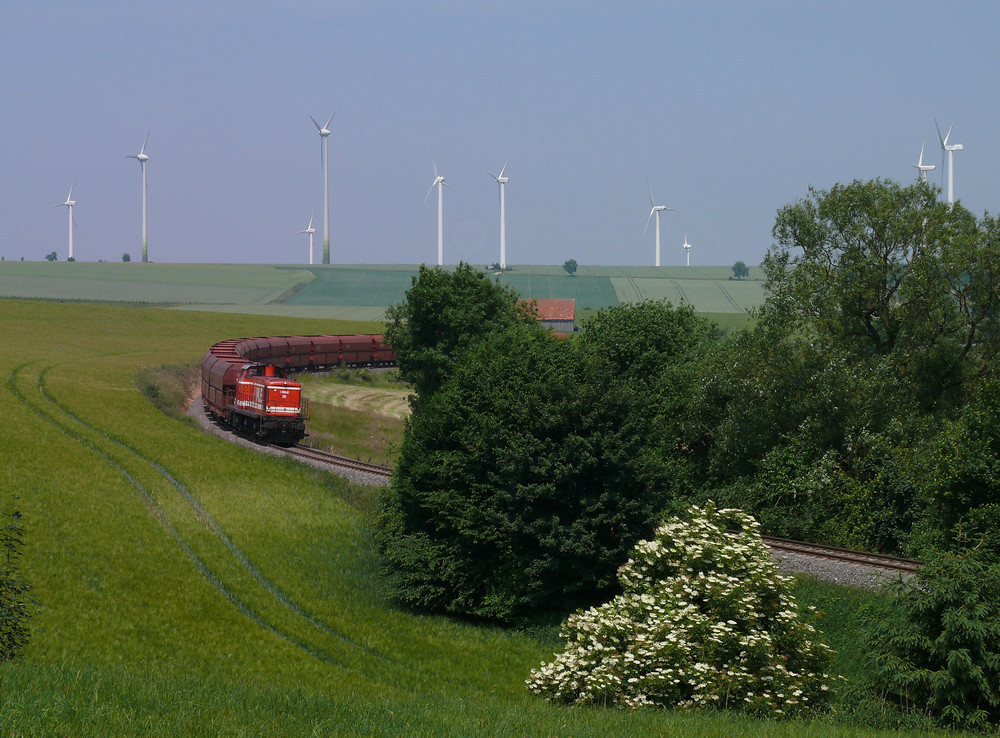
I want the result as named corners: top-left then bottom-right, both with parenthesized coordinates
top-left (324, 113), bottom-right (335, 129)
top-left (643, 208), bottom-right (655, 238)
top-left (310, 115), bottom-right (322, 131)
top-left (140, 130), bottom-right (149, 156)
top-left (499, 160), bottom-right (507, 179)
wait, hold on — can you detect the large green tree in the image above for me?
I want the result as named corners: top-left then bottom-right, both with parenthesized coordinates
top-left (766, 178), bottom-right (1000, 412)
top-left (687, 179), bottom-right (1000, 554)
top-left (378, 302), bottom-right (712, 623)
top-left (384, 262), bottom-right (524, 404)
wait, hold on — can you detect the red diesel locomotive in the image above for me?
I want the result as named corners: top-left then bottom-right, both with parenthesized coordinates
top-left (201, 334), bottom-right (396, 443)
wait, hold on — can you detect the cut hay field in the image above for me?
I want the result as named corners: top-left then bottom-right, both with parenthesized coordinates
top-left (0, 299), bottom-right (918, 736)
top-left (0, 262), bottom-right (765, 321)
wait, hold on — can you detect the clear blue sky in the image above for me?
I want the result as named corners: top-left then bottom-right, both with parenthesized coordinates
top-left (2, 1), bottom-right (998, 267)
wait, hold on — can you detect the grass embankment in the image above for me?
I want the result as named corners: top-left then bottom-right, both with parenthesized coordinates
top-left (0, 300), bottom-right (950, 735)
top-left (298, 369), bottom-right (410, 467)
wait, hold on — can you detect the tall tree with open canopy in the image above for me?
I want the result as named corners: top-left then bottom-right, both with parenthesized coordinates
top-left (765, 178), bottom-right (1000, 413)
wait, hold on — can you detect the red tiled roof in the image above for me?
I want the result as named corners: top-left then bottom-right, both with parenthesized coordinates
top-left (520, 298), bottom-right (576, 321)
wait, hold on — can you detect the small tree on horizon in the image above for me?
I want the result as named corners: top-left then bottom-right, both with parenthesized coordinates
top-left (563, 258), bottom-right (578, 276)
top-left (122, 253), bottom-right (131, 263)
top-left (44, 252), bottom-right (57, 262)
top-left (732, 260), bottom-right (749, 279)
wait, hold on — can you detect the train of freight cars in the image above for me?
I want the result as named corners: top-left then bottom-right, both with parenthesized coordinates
top-left (201, 334), bottom-right (396, 444)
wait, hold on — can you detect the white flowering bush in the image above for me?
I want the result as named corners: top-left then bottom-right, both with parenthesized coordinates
top-left (526, 502), bottom-right (838, 716)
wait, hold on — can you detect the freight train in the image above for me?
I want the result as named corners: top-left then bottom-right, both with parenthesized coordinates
top-left (201, 334), bottom-right (396, 444)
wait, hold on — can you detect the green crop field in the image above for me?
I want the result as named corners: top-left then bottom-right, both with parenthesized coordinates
top-left (0, 299), bottom-right (935, 735)
top-left (0, 262), bottom-right (312, 305)
top-left (0, 262), bottom-right (766, 322)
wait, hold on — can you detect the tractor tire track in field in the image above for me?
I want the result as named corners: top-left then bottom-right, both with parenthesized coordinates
top-left (7, 363), bottom-right (396, 673)
top-left (37, 368), bottom-right (393, 665)
top-left (715, 283), bottom-right (743, 312)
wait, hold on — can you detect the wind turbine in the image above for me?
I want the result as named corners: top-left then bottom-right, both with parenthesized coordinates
top-left (127, 132), bottom-right (150, 262)
top-left (298, 213), bottom-right (316, 265)
top-left (54, 185), bottom-right (76, 260)
top-left (488, 161), bottom-right (508, 269)
top-left (424, 161), bottom-right (447, 266)
top-left (935, 120), bottom-right (964, 206)
top-left (310, 114), bottom-right (335, 264)
top-left (912, 142), bottom-right (936, 183)
top-left (643, 177), bottom-right (673, 267)
top-left (682, 233), bottom-right (692, 267)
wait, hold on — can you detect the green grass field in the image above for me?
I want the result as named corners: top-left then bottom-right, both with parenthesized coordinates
top-left (0, 262), bottom-right (765, 320)
top-left (1, 299), bottom-right (940, 736)
top-left (0, 262), bottom-right (312, 305)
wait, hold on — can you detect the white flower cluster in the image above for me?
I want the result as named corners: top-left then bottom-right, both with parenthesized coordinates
top-left (526, 503), bottom-right (837, 716)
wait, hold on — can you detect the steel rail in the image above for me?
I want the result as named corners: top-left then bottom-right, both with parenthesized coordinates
top-left (272, 440), bottom-right (922, 573)
top-left (761, 535), bottom-right (922, 574)
top-left (271, 443), bottom-right (393, 479)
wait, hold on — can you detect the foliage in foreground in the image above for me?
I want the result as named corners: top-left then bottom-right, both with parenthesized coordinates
top-left (863, 544), bottom-right (1000, 732)
top-left (527, 504), bottom-right (837, 717)
top-left (0, 509), bottom-right (34, 661)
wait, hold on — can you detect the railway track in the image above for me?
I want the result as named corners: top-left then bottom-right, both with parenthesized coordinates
top-left (762, 535), bottom-right (922, 574)
top-left (269, 438), bottom-right (923, 575)
top-left (271, 443), bottom-right (393, 480)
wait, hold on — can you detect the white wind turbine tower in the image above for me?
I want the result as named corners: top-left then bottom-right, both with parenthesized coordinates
top-left (643, 177), bottom-right (673, 267)
top-left (935, 120), bottom-right (964, 206)
top-left (54, 185), bottom-right (76, 260)
top-left (310, 114), bottom-right (335, 264)
top-left (912, 142), bottom-right (936, 183)
top-left (489, 161), bottom-right (509, 269)
top-left (298, 213), bottom-right (316, 265)
top-left (682, 232), bottom-right (692, 267)
top-left (127, 132), bottom-right (150, 262)
top-left (424, 161), bottom-right (447, 266)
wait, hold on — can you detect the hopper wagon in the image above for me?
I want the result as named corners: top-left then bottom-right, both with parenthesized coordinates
top-left (201, 334), bottom-right (396, 443)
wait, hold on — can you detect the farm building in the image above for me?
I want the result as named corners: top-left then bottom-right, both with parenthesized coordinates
top-left (521, 298), bottom-right (576, 332)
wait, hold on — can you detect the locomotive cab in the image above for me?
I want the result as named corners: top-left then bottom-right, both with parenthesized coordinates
top-left (231, 363), bottom-right (307, 444)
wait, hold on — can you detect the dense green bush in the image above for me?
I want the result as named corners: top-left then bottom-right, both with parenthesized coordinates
top-left (527, 503), bottom-right (837, 716)
top-left (863, 544), bottom-right (1000, 731)
top-left (0, 509), bottom-right (34, 661)
top-left (378, 300), bottom-right (713, 623)
top-left (378, 324), bottom-right (679, 622)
